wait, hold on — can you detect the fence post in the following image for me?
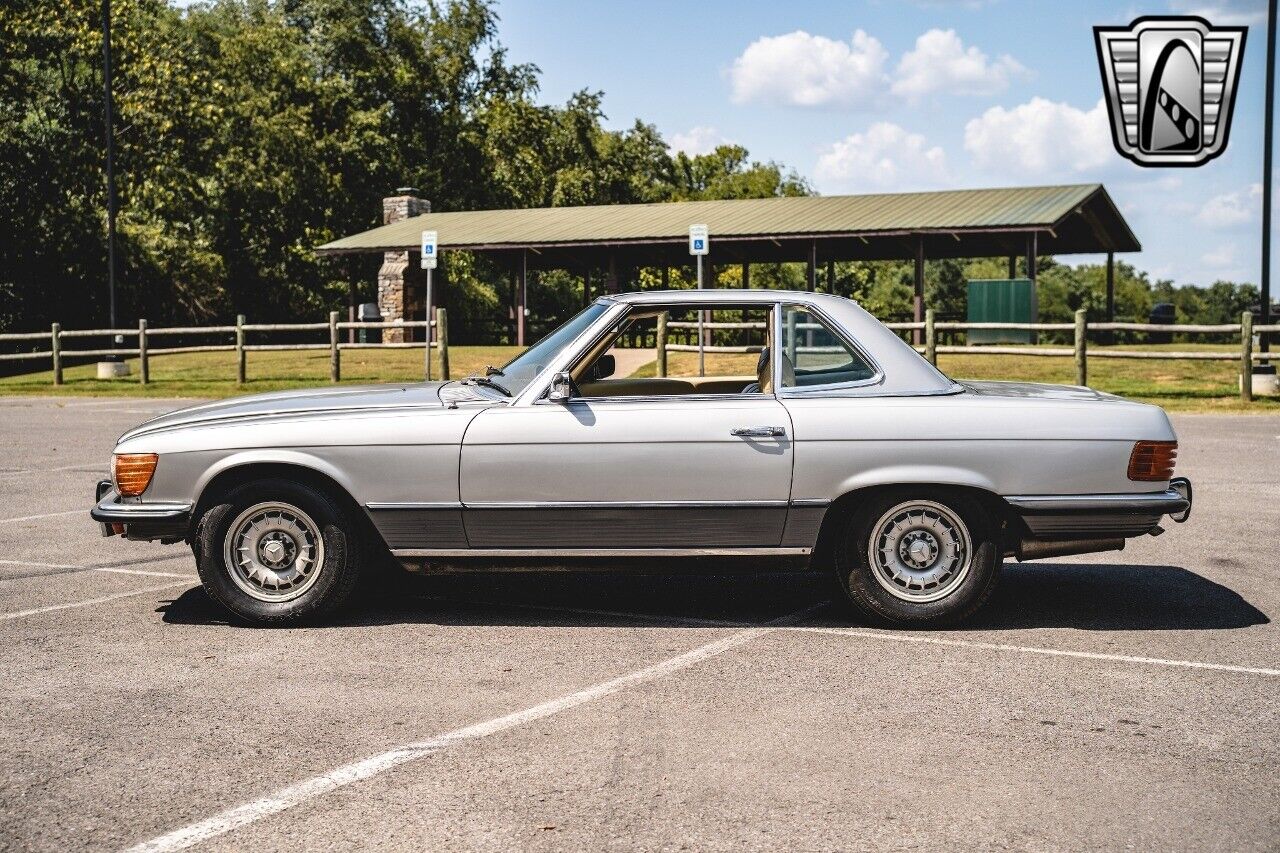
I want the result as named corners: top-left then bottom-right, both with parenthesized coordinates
top-left (1074, 309), bottom-right (1087, 387)
top-left (235, 314), bottom-right (246, 385)
top-left (329, 311), bottom-right (340, 383)
top-left (924, 309), bottom-right (936, 366)
top-left (656, 311), bottom-right (668, 377)
top-left (436, 307), bottom-right (450, 380)
top-left (1241, 310), bottom-right (1253, 403)
top-left (138, 319), bottom-right (149, 385)
top-left (51, 323), bottom-right (62, 386)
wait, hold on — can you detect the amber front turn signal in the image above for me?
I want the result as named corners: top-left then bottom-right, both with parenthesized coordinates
top-left (1127, 441), bottom-right (1177, 482)
top-left (113, 453), bottom-right (158, 497)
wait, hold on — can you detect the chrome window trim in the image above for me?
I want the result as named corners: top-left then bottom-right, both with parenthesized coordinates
top-left (365, 501), bottom-right (464, 510)
top-left (524, 300), bottom-right (781, 406)
top-left (776, 301), bottom-right (887, 395)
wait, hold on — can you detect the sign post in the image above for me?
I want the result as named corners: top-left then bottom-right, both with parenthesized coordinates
top-left (689, 225), bottom-right (709, 376)
top-left (420, 230), bottom-right (438, 380)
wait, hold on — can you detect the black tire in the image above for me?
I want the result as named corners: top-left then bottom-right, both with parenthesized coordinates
top-left (193, 478), bottom-right (364, 626)
top-left (834, 489), bottom-right (1000, 627)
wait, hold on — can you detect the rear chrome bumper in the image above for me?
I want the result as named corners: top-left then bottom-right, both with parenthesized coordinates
top-left (91, 480), bottom-right (191, 542)
top-left (1006, 482), bottom-right (1191, 540)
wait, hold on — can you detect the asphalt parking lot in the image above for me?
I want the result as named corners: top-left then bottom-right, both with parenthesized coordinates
top-left (0, 396), bottom-right (1277, 852)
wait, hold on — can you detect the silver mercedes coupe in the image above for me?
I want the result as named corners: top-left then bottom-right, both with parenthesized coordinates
top-left (91, 290), bottom-right (1192, 627)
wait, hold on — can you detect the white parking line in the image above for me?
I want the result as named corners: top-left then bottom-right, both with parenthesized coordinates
top-left (0, 558), bottom-right (79, 570)
top-left (0, 463), bottom-right (104, 479)
top-left (1, 580), bottom-right (190, 621)
top-left (0, 508), bottom-right (84, 524)
top-left (791, 626), bottom-right (1280, 678)
top-left (121, 603), bottom-right (827, 853)
top-left (0, 558), bottom-right (190, 579)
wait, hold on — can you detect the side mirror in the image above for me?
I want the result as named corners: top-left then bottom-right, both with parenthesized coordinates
top-left (593, 353), bottom-right (615, 379)
top-left (547, 371), bottom-right (573, 403)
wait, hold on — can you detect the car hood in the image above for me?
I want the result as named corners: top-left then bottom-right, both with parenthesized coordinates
top-left (959, 380), bottom-right (1125, 402)
top-left (119, 382), bottom-right (448, 442)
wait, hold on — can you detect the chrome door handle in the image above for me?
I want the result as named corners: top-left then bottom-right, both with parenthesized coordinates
top-left (731, 426), bottom-right (786, 438)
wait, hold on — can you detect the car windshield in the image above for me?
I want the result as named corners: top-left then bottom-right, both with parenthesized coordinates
top-left (482, 302), bottom-right (612, 397)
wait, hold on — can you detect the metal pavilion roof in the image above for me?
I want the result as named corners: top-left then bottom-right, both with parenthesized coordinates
top-left (316, 183), bottom-right (1139, 266)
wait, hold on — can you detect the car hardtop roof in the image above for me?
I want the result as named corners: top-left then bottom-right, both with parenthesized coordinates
top-left (599, 289), bottom-right (853, 306)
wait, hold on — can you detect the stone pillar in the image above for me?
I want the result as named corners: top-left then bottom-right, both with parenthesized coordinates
top-left (377, 189), bottom-right (430, 343)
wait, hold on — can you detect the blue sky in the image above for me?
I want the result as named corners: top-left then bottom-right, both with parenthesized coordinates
top-left (494, 0), bottom-right (1272, 286)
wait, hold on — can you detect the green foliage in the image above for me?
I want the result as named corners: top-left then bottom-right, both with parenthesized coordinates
top-left (0, 0), bottom-right (813, 331)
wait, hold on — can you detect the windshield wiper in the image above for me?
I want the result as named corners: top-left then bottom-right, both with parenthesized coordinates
top-left (463, 375), bottom-right (511, 397)
top-left (485, 365), bottom-right (505, 376)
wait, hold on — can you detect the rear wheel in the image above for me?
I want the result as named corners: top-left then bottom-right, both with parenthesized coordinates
top-left (194, 478), bottom-right (363, 626)
top-left (835, 490), bottom-right (1000, 627)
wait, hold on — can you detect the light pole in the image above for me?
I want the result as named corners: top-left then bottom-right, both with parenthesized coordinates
top-left (102, 0), bottom-right (118, 334)
top-left (1262, 0), bottom-right (1276, 360)
top-left (98, 0), bottom-right (128, 378)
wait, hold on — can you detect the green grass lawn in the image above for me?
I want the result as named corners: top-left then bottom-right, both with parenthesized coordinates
top-left (1, 342), bottom-right (1276, 412)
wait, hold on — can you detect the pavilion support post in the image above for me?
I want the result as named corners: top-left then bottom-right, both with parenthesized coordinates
top-left (661, 266), bottom-right (669, 290)
top-left (913, 237), bottom-right (925, 346)
top-left (806, 241), bottom-right (817, 292)
top-left (1105, 252), bottom-right (1115, 322)
top-left (826, 259), bottom-right (835, 292)
top-left (656, 311), bottom-right (668, 377)
top-left (1026, 233), bottom-right (1040, 345)
top-left (1104, 251), bottom-right (1116, 345)
top-left (741, 262), bottom-right (749, 289)
top-left (606, 254), bottom-right (619, 294)
top-left (1008, 256), bottom-right (1017, 279)
top-left (583, 268), bottom-right (591, 308)
top-left (516, 250), bottom-right (527, 347)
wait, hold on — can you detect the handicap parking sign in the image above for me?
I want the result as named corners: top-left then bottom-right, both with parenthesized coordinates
top-left (689, 224), bottom-right (709, 256)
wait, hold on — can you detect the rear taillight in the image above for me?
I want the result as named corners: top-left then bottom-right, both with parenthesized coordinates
top-left (1128, 441), bottom-right (1177, 482)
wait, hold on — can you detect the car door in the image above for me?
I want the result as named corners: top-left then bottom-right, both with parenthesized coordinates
top-left (458, 393), bottom-right (795, 550)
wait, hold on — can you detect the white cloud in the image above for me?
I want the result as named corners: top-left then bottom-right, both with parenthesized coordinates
top-left (891, 29), bottom-right (1026, 98)
top-left (1202, 242), bottom-right (1238, 269)
top-left (668, 126), bottom-right (730, 156)
top-left (815, 122), bottom-right (950, 192)
top-left (1197, 183), bottom-right (1262, 228)
top-left (728, 30), bottom-right (889, 108)
top-left (963, 97), bottom-right (1114, 177)
top-left (1168, 1), bottom-right (1267, 26)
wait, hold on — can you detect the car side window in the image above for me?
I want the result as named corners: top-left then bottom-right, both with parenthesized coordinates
top-left (570, 305), bottom-right (773, 398)
top-left (780, 305), bottom-right (876, 388)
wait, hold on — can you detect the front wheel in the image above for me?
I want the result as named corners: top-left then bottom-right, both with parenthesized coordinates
top-left (835, 490), bottom-right (1000, 627)
top-left (193, 478), bottom-right (364, 626)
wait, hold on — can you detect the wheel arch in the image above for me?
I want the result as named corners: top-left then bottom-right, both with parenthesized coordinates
top-left (808, 481), bottom-right (1017, 571)
top-left (190, 455), bottom-right (386, 551)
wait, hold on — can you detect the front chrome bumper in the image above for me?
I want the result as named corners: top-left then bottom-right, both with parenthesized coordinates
top-left (1006, 481), bottom-right (1192, 540)
top-left (91, 480), bottom-right (192, 542)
